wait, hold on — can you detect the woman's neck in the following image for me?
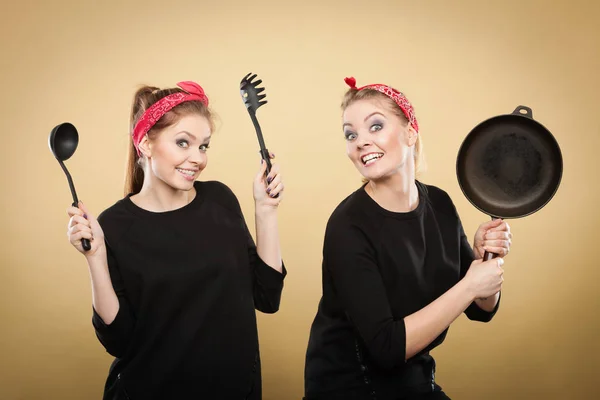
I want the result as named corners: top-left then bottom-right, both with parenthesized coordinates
top-left (365, 172), bottom-right (419, 213)
top-left (132, 176), bottom-right (196, 212)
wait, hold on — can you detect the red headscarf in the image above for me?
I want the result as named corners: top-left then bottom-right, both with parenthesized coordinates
top-left (132, 81), bottom-right (209, 156)
top-left (344, 76), bottom-right (419, 133)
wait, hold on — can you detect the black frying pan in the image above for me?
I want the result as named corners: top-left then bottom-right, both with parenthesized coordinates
top-left (456, 105), bottom-right (563, 261)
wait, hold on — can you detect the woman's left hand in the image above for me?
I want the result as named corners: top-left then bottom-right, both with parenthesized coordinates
top-left (473, 218), bottom-right (512, 259)
top-left (253, 152), bottom-right (283, 210)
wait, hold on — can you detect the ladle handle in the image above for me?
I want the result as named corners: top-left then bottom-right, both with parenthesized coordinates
top-left (72, 201), bottom-right (91, 251)
top-left (59, 160), bottom-right (91, 251)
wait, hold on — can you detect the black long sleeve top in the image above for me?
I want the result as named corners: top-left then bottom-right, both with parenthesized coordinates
top-left (93, 180), bottom-right (286, 399)
top-left (304, 181), bottom-right (499, 399)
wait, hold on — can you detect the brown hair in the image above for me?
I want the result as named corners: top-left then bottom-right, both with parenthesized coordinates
top-left (125, 85), bottom-right (215, 195)
top-left (341, 88), bottom-right (424, 174)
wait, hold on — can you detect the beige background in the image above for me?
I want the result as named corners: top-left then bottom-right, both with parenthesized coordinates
top-left (1, 0), bottom-right (598, 399)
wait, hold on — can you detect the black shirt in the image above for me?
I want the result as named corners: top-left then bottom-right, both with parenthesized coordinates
top-left (304, 181), bottom-right (499, 399)
top-left (93, 180), bottom-right (286, 399)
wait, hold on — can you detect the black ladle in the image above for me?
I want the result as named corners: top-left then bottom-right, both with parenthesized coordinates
top-left (48, 122), bottom-right (91, 251)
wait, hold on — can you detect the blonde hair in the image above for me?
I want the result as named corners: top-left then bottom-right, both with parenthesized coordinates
top-left (341, 88), bottom-right (425, 177)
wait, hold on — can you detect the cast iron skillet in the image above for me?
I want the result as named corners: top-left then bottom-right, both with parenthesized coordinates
top-left (456, 105), bottom-right (563, 261)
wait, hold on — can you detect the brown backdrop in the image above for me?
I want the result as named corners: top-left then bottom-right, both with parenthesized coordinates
top-left (1, 0), bottom-right (598, 398)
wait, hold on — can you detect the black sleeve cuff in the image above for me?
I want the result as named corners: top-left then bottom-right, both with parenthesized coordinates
top-left (91, 303), bottom-right (133, 357)
top-left (253, 256), bottom-right (286, 314)
top-left (255, 256), bottom-right (287, 285)
top-left (464, 291), bottom-right (501, 322)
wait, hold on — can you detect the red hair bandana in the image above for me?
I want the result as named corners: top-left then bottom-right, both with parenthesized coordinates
top-left (344, 76), bottom-right (419, 133)
top-left (132, 81), bottom-right (209, 156)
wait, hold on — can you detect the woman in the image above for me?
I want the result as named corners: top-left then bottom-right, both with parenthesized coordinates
top-left (66, 81), bottom-right (286, 399)
top-left (304, 77), bottom-right (511, 400)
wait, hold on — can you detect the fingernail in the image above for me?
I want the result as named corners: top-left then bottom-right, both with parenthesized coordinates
top-left (267, 188), bottom-right (271, 194)
top-left (261, 159), bottom-right (264, 164)
top-left (83, 214), bottom-right (88, 219)
top-left (267, 177), bottom-right (272, 184)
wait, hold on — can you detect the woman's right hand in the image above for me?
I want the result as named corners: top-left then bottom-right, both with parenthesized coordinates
top-left (67, 201), bottom-right (106, 257)
top-left (464, 257), bottom-right (504, 299)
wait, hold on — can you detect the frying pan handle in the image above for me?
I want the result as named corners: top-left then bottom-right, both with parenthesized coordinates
top-left (483, 250), bottom-right (497, 262)
top-left (512, 105), bottom-right (533, 119)
top-left (483, 216), bottom-right (500, 261)
top-left (479, 217), bottom-right (500, 299)
top-left (479, 249), bottom-right (499, 301)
